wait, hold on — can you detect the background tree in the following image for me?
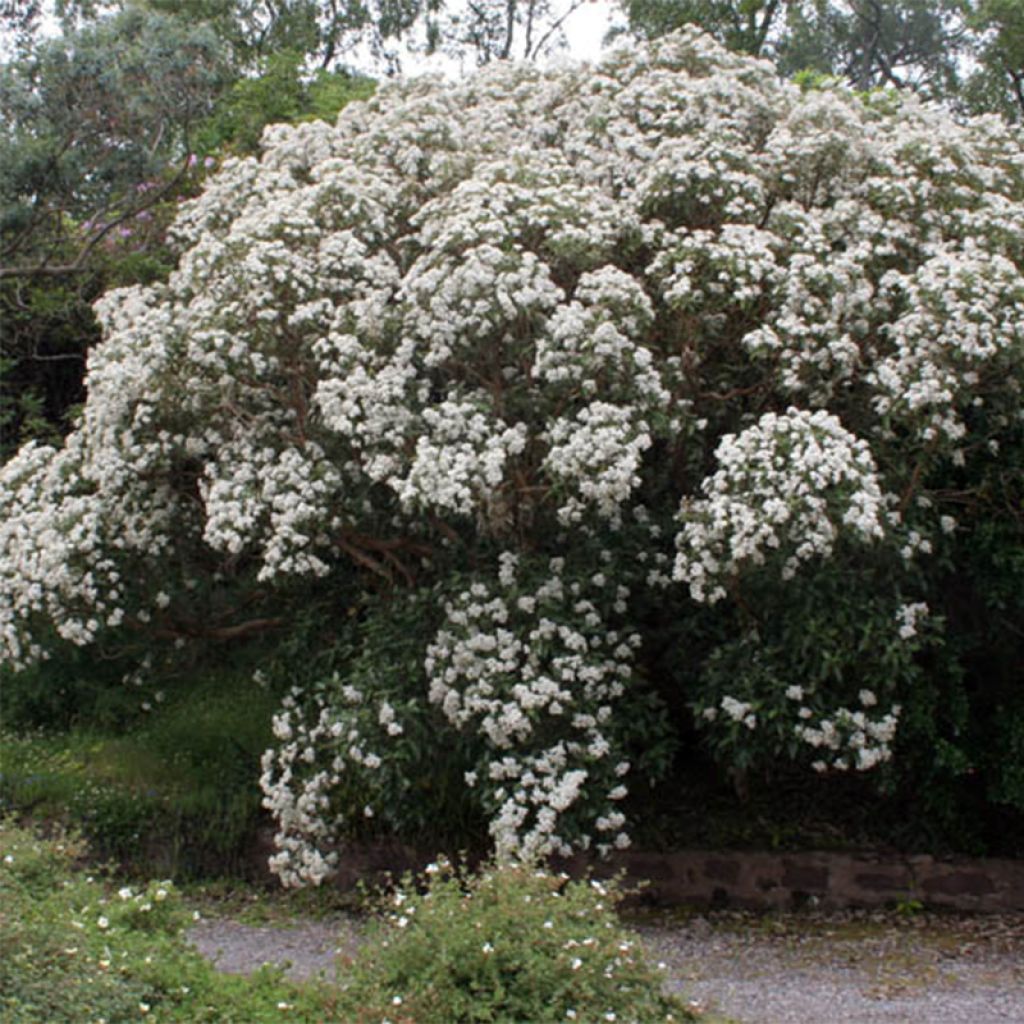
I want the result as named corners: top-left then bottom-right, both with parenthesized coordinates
top-left (431, 0), bottom-right (589, 65)
top-left (0, 8), bottom-right (229, 280)
top-left (615, 0), bottom-right (790, 55)
top-left (614, 1), bottom-right (1024, 116)
top-left (962, 0), bottom-right (1024, 119)
top-left (144, 0), bottom-right (436, 74)
top-left (776, 0), bottom-right (967, 98)
top-left (0, 7), bottom-right (230, 453)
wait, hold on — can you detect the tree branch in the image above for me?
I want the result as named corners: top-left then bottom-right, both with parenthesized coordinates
top-left (530, 0), bottom-right (587, 61)
top-left (0, 153), bottom-right (192, 281)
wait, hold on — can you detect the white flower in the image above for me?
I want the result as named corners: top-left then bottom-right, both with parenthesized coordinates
top-left (896, 602), bottom-right (929, 640)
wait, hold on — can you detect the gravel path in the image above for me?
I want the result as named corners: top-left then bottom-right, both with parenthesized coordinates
top-left (639, 910), bottom-right (1024, 1023)
top-left (188, 909), bottom-right (1024, 1023)
top-left (188, 916), bottom-right (361, 981)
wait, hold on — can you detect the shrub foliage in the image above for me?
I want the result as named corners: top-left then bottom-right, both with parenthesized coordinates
top-left (1, 29), bottom-right (1022, 881)
top-left (339, 857), bottom-right (690, 1023)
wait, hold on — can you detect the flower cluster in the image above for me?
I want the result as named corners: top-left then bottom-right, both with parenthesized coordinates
top-left (426, 553), bottom-right (636, 860)
top-left (795, 699), bottom-right (901, 774)
top-left (258, 677), bottom-right (408, 887)
top-left (674, 409), bottom-right (886, 602)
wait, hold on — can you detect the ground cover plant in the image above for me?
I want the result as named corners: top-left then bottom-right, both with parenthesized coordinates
top-left (1, 27), bottom-right (1022, 883)
top-left (0, 820), bottom-right (346, 1022)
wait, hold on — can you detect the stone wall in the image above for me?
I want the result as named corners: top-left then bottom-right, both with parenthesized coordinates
top-left (582, 849), bottom-right (1024, 913)
top-left (247, 829), bottom-right (1024, 911)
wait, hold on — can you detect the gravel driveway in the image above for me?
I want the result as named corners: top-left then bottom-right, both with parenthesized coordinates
top-left (188, 908), bottom-right (1024, 1023)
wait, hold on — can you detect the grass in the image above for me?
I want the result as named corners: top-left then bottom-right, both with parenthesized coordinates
top-left (0, 669), bottom-right (278, 880)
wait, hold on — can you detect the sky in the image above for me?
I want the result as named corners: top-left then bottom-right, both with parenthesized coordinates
top-left (557, 0), bottom-right (620, 62)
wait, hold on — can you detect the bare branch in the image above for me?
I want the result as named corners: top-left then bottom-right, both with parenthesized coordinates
top-left (529, 0), bottom-right (587, 61)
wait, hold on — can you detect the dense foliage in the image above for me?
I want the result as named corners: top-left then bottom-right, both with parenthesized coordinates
top-left (1, 29), bottom-right (1022, 883)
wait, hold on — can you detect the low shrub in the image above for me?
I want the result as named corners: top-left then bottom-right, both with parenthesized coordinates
top-left (337, 857), bottom-right (693, 1024)
top-left (1, 821), bottom-right (698, 1024)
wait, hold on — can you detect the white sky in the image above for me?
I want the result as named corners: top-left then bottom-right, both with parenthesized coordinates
top-left (559, 0), bottom-right (620, 62)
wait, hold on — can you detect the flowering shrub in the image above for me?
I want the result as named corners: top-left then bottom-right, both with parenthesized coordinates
top-left (2, 28), bottom-right (1023, 878)
top-left (336, 858), bottom-right (690, 1024)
